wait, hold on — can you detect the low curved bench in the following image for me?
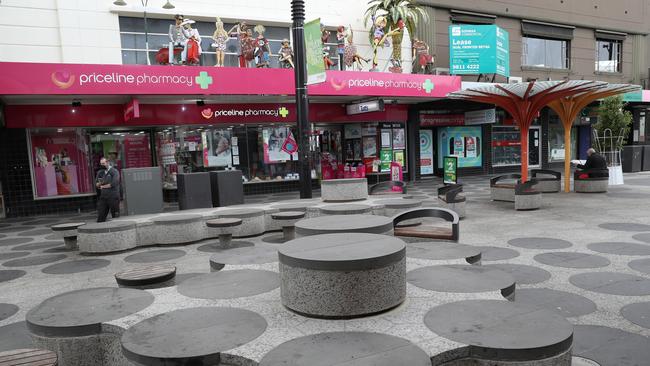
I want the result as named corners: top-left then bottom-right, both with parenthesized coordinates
top-left (490, 174), bottom-right (520, 202)
top-left (574, 169), bottom-right (609, 193)
top-left (320, 178), bottom-right (368, 202)
top-left (206, 218), bottom-right (243, 248)
top-left (437, 184), bottom-right (466, 218)
top-left (374, 198), bottom-right (422, 217)
top-left (115, 264), bottom-right (177, 289)
top-left (50, 222), bottom-right (85, 250)
top-left (77, 221), bottom-right (137, 254)
top-left (215, 208), bottom-right (265, 237)
top-left (151, 214), bottom-right (204, 245)
top-left (514, 179), bottom-right (542, 211)
top-left (531, 169), bottom-right (561, 193)
top-left (368, 180), bottom-right (407, 195)
top-left (0, 349), bottom-right (58, 366)
top-left (319, 204), bottom-right (372, 216)
top-left (393, 208), bottom-right (459, 242)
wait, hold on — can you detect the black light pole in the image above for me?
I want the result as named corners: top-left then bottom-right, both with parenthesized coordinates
top-left (291, 0), bottom-right (313, 198)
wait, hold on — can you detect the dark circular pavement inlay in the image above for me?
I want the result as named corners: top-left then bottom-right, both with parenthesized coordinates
top-left (406, 242), bottom-right (481, 262)
top-left (17, 228), bottom-right (53, 236)
top-left (515, 288), bottom-right (597, 318)
top-left (178, 269), bottom-right (279, 299)
top-left (424, 300), bottom-right (573, 361)
top-left (598, 222), bottom-right (650, 232)
top-left (121, 307), bottom-right (267, 365)
top-left (508, 237), bottom-right (572, 250)
top-left (407, 265), bottom-right (515, 297)
top-left (534, 252), bottom-right (610, 269)
top-left (42, 259), bottom-right (111, 274)
top-left (22, 219), bottom-right (60, 226)
top-left (573, 325), bottom-right (650, 366)
top-left (0, 322), bottom-right (33, 352)
top-left (197, 240), bottom-right (254, 253)
top-left (123, 249), bottom-right (186, 264)
top-left (0, 234), bottom-right (5, 239)
top-left (621, 302), bottom-right (650, 329)
top-left (628, 258), bottom-right (650, 275)
top-left (589, 241), bottom-right (650, 256)
top-left (569, 272), bottom-right (650, 296)
top-left (0, 270), bottom-right (27, 283)
top-left (0, 237), bottom-right (34, 247)
top-left (260, 332), bottom-right (431, 366)
top-left (471, 246), bottom-right (520, 261)
top-left (26, 287), bottom-right (154, 337)
top-left (0, 226), bottom-right (35, 233)
top-left (44, 234), bottom-right (59, 241)
top-left (484, 263), bottom-right (551, 285)
top-left (209, 245), bottom-right (279, 269)
top-left (0, 252), bottom-right (30, 261)
top-left (632, 232), bottom-right (650, 244)
top-left (2, 254), bottom-right (67, 267)
top-left (0, 303), bottom-right (19, 322)
top-left (11, 241), bottom-right (63, 251)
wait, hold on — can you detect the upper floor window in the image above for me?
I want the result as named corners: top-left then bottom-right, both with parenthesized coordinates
top-left (595, 39), bottom-right (622, 73)
top-left (522, 36), bottom-right (570, 69)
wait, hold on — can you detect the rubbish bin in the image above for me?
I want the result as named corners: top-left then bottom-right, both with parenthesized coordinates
top-left (622, 145), bottom-right (643, 173)
top-left (210, 170), bottom-right (244, 207)
top-left (642, 145), bottom-right (650, 171)
top-left (122, 167), bottom-right (163, 215)
top-left (177, 172), bottom-right (212, 210)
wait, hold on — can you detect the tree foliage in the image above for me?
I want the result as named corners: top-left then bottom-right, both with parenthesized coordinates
top-left (594, 95), bottom-right (633, 150)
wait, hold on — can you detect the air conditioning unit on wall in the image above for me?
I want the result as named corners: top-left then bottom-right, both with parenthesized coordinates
top-left (508, 76), bottom-right (523, 84)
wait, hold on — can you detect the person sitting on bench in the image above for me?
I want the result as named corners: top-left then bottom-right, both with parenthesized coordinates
top-left (575, 148), bottom-right (608, 178)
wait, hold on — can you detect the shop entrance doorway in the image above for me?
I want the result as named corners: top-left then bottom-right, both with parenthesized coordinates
top-left (528, 126), bottom-right (541, 168)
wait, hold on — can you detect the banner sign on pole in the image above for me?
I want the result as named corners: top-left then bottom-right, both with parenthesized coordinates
top-left (304, 18), bottom-right (326, 85)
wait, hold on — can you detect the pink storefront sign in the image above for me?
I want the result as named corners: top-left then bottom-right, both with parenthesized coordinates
top-left (0, 62), bottom-right (461, 98)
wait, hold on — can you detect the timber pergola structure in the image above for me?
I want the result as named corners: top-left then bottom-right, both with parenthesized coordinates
top-left (547, 83), bottom-right (639, 192)
top-left (448, 80), bottom-right (606, 182)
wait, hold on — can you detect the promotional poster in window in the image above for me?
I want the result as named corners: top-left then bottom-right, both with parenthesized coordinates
top-left (437, 126), bottom-right (482, 168)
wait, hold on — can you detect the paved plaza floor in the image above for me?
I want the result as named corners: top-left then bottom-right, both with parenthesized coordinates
top-left (2, 173), bottom-right (650, 365)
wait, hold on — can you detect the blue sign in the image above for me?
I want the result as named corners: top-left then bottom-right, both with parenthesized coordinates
top-left (449, 25), bottom-right (510, 77)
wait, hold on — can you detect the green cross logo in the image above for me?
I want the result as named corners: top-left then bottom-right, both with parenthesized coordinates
top-left (195, 71), bottom-right (213, 89)
top-left (279, 107), bottom-right (289, 118)
top-left (422, 79), bottom-right (434, 93)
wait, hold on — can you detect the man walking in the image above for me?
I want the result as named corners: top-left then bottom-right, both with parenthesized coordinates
top-left (96, 158), bottom-right (120, 222)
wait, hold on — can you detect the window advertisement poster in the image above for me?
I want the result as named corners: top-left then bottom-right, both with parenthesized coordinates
top-left (362, 136), bottom-right (377, 157)
top-left (263, 127), bottom-right (298, 163)
top-left (380, 149), bottom-right (392, 172)
top-left (393, 150), bottom-right (405, 168)
top-left (438, 126), bottom-right (482, 168)
top-left (362, 123), bottom-right (378, 136)
top-left (392, 128), bottom-right (406, 149)
top-left (344, 124), bottom-right (362, 139)
top-left (419, 130), bottom-right (434, 175)
top-left (449, 24), bottom-right (510, 77)
top-left (443, 156), bottom-right (458, 184)
top-left (381, 130), bottom-right (392, 148)
top-left (202, 129), bottom-right (232, 167)
top-left (123, 135), bottom-right (151, 168)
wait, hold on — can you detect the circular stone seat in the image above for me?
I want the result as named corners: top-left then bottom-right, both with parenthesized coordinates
top-left (271, 211), bottom-right (306, 241)
top-left (279, 233), bottom-right (406, 318)
top-left (152, 214), bottom-right (204, 245)
top-left (407, 265), bottom-right (516, 300)
top-left (294, 215), bottom-right (393, 237)
top-left (321, 178), bottom-right (368, 202)
top-left (0, 349), bottom-right (58, 366)
top-left (215, 208), bottom-right (265, 237)
top-left (271, 202), bottom-right (311, 212)
top-left (50, 222), bottom-right (85, 250)
top-left (121, 307), bottom-right (267, 366)
top-left (374, 198), bottom-right (422, 216)
top-left (115, 264), bottom-right (176, 289)
top-left (319, 204), bottom-right (372, 216)
top-left (77, 221), bottom-right (137, 254)
top-left (206, 218), bottom-right (243, 248)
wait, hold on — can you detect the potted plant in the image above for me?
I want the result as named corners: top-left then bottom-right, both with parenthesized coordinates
top-left (592, 95), bottom-right (634, 183)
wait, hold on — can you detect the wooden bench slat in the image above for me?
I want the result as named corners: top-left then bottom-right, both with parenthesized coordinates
top-left (0, 349), bottom-right (57, 366)
top-left (394, 225), bottom-right (453, 240)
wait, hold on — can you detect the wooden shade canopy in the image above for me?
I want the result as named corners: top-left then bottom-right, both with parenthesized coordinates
top-left (448, 80), bottom-right (605, 182)
top-left (547, 83), bottom-right (639, 192)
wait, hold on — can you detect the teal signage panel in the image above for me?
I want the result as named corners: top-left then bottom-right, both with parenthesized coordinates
top-left (449, 24), bottom-right (510, 77)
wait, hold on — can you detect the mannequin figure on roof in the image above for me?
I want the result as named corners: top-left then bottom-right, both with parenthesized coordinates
top-left (211, 18), bottom-right (229, 67)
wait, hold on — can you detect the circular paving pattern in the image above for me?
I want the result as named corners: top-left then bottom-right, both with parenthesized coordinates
top-left (41, 259), bottom-right (111, 275)
top-left (259, 332), bottom-right (431, 366)
top-left (621, 302), bottom-right (650, 329)
top-left (17, 228), bottom-right (54, 237)
top-left (631, 232), bottom-right (650, 244)
top-left (319, 204), bottom-right (372, 215)
top-left (11, 241), bottom-right (63, 251)
top-left (508, 237), bottom-right (572, 250)
top-left (0, 238), bottom-right (33, 247)
top-left (295, 215), bottom-right (393, 237)
top-left (26, 287), bottom-right (155, 337)
top-left (628, 258), bottom-right (650, 275)
top-left (0, 270), bottom-right (27, 283)
top-left (0, 322), bottom-right (33, 352)
top-left (23, 219), bottom-right (60, 226)
top-left (178, 269), bottom-right (280, 299)
top-left (484, 263), bottom-right (551, 285)
top-left (2, 254), bottom-right (67, 268)
top-left (407, 265), bottom-right (515, 298)
top-left (424, 300), bottom-right (573, 362)
top-left (569, 272), bottom-right (650, 296)
top-left (573, 325), bottom-right (650, 366)
top-left (406, 242), bottom-right (481, 263)
top-left (534, 252), bottom-right (611, 269)
top-left (598, 222), bottom-right (650, 232)
top-left (197, 240), bottom-right (254, 253)
top-left (515, 288), bottom-right (597, 318)
top-left (0, 303), bottom-right (19, 322)
top-left (209, 245), bottom-right (279, 270)
top-left (0, 252), bottom-right (30, 261)
top-left (471, 246), bottom-right (520, 261)
top-left (0, 226), bottom-right (34, 233)
top-left (123, 249), bottom-right (186, 263)
top-left (587, 242), bottom-right (650, 256)
top-left (121, 307), bottom-right (267, 365)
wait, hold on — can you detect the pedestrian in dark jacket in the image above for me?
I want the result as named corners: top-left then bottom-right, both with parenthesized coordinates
top-left (96, 158), bottom-right (120, 222)
top-left (576, 148), bottom-right (608, 178)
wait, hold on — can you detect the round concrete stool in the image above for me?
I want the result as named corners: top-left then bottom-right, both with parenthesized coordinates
top-left (115, 264), bottom-right (177, 289)
top-left (319, 204), bottom-right (372, 216)
top-left (321, 178), bottom-right (368, 202)
top-left (77, 221), bottom-right (137, 254)
top-left (216, 208), bottom-right (265, 237)
top-left (271, 211), bottom-right (306, 241)
top-left (0, 349), bottom-right (58, 366)
top-left (50, 222), bottom-right (85, 250)
top-left (279, 233), bottom-right (406, 318)
top-left (295, 214), bottom-right (393, 237)
top-left (374, 198), bottom-right (422, 217)
top-left (206, 218), bottom-right (243, 248)
top-left (151, 214), bottom-right (204, 245)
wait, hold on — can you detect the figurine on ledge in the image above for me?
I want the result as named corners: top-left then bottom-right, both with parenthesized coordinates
top-left (166, 14), bottom-right (186, 65)
top-left (181, 19), bottom-right (201, 65)
top-left (278, 39), bottom-right (294, 68)
top-left (211, 17), bottom-right (229, 67)
top-left (343, 26), bottom-right (369, 71)
top-left (321, 25), bottom-right (335, 69)
top-left (254, 25), bottom-right (272, 68)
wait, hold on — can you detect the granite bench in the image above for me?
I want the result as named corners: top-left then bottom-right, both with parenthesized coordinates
top-left (319, 204), bottom-right (372, 216)
top-left (0, 348), bottom-right (58, 366)
top-left (490, 174), bottom-right (520, 202)
top-left (151, 214), bottom-right (204, 245)
top-left (215, 208), bottom-right (265, 237)
top-left (271, 211), bottom-right (306, 241)
top-left (320, 178), bottom-right (368, 202)
top-left (392, 208), bottom-right (459, 242)
top-left (574, 169), bottom-right (609, 193)
top-left (115, 264), bottom-right (177, 289)
top-left (50, 222), bottom-right (85, 250)
top-left (530, 169), bottom-right (561, 193)
top-left (206, 218), bottom-right (243, 248)
top-left (490, 175), bottom-right (542, 211)
top-left (368, 180), bottom-right (407, 196)
top-left (374, 198), bottom-right (422, 217)
top-left (514, 179), bottom-right (542, 211)
top-left (437, 184), bottom-right (466, 218)
top-left (294, 214), bottom-right (394, 237)
top-left (77, 221), bottom-right (137, 254)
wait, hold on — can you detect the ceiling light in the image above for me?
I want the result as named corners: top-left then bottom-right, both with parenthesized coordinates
top-left (162, 0), bottom-right (175, 9)
top-left (113, 0), bottom-right (127, 6)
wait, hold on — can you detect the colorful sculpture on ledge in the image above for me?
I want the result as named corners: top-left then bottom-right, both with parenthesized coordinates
top-left (412, 38), bottom-right (433, 74)
top-left (211, 17), bottom-right (229, 67)
top-left (369, 16), bottom-right (400, 72)
top-left (278, 39), bottom-right (294, 69)
top-left (163, 14), bottom-right (186, 65)
top-left (343, 26), bottom-right (368, 70)
top-left (254, 25), bottom-right (272, 68)
top-left (321, 25), bottom-right (335, 69)
top-left (229, 22), bottom-right (255, 68)
top-left (181, 19), bottom-right (201, 65)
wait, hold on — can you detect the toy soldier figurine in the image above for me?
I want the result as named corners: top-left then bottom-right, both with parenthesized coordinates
top-left (278, 39), bottom-right (294, 68)
top-left (167, 14), bottom-right (187, 64)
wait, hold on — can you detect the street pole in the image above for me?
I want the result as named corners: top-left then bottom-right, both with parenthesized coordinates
top-left (142, 0), bottom-right (151, 65)
top-left (291, 0), bottom-right (312, 198)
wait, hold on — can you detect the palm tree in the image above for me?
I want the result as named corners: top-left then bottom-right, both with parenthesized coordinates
top-left (364, 0), bottom-right (428, 70)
